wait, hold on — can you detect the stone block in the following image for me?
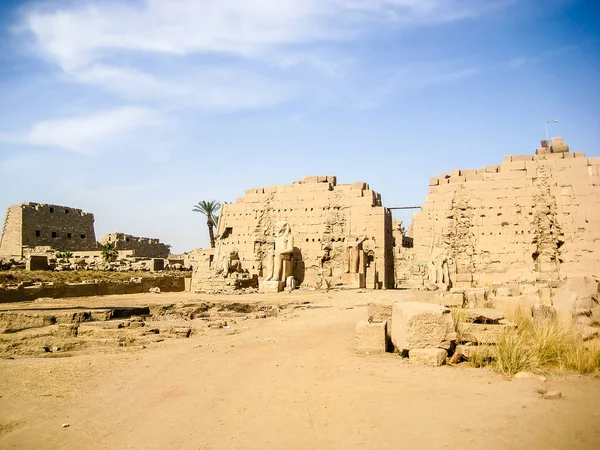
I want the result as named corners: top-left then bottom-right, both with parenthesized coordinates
top-left (457, 322), bottom-right (516, 344)
top-left (184, 277), bottom-right (192, 292)
top-left (355, 321), bottom-right (387, 355)
top-left (429, 178), bottom-right (439, 186)
top-left (259, 280), bottom-right (284, 293)
top-left (434, 293), bottom-right (464, 307)
top-left (391, 302), bottom-right (456, 351)
top-left (340, 272), bottom-right (365, 289)
top-left (26, 255), bottom-right (49, 271)
top-left (551, 137), bottom-right (569, 153)
top-left (367, 302), bottom-right (392, 323)
top-left (449, 176), bottom-right (466, 184)
top-left (455, 273), bottom-right (473, 283)
top-left (409, 348), bottom-right (447, 366)
top-left (55, 324), bottom-right (78, 338)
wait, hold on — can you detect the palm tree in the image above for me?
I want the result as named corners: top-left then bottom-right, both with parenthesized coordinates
top-left (192, 200), bottom-right (220, 248)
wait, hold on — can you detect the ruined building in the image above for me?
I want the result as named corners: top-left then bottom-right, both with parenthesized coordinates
top-left (193, 176), bottom-right (394, 291)
top-left (0, 203), bottom-right (172, 260)
top-left (100, 233), bottom-right (170, 259)
top-left (192, 138), bottom-right (599, 292)
top-left (410, 138), bottom-right (600, 287)
top-left (0, 202), bottom-right (97, 257)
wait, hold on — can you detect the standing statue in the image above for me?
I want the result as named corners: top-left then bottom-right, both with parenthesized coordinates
top-left (265, 221), bottom-right (294, 282)
top-left (345, 235), bottom-right (367, 274)
top-left (428, 246), bottom-right (450, 289)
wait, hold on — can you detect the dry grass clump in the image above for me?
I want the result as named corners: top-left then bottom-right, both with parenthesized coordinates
top-left (493, 328), bottom-right (536, 375)
top-left (461, 304), bottom-right (600, 375)
top-left (450, 307), bottom-right (467, 341)
top-left (467, 346), bottom-right (494, 369)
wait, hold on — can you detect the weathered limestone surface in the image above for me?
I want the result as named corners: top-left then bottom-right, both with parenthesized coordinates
top-left (391, 302), bottom-right (456, 351)
top-left (259, 280), bottom-right (284, 293)
top-left (100, 233), bottom-right (170, 259)
top-left (0, 202), bottom-right (96, 257)
top-left (410, 141), bottom-right (600, 285)
top-left (355, 321), bottom-right (387, 355)
top-left (552, 277), bottom-right (599, 326)
top-left (409, 348), bottom-right (447, 366)
top-left (213, 176), bottom-right (394, 289)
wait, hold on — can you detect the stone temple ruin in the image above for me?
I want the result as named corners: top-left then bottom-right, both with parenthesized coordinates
top-left (0, 202), bottom-right (171, 261)
top-left (410, 137), bottom-right (600, 287)
top-left (185, 138), bottom-right (600, 365)
top-left (100, 233), bottom-right (170, 259)
top-left (0, 202), bottom-right (97, 257)
top-left (192, 175), bottom-right (394, 292)
top-left (192, 139), bottom-right (599, 294)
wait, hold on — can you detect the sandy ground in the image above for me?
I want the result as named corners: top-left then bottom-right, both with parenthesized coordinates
top-left (1, 289), bottom-right (600, 449)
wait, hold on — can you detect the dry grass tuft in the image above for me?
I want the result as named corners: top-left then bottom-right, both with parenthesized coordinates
top-left (493, 329), bottom-right (535, 375)
top-left (454, 303), bottom-right (600, 376)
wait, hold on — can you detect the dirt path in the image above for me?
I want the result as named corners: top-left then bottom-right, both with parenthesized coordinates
top-left (1, 291), bottom-right (600, 449)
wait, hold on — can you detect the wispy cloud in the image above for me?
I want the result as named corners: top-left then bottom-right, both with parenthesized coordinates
top-left (66, 64), bottom-right (292, 112)
top-left (20, 107), bottom-right (160, 154)
top-left (356, 64), bottom-right (480, 109)
top-left (22, 1), bottom-right (506, 69)
top-left (14, 0), bottom-right (513, 114)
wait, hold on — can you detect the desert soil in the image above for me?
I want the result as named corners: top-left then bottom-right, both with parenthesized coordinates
top-left (1, 289), bottom-right (600, 449)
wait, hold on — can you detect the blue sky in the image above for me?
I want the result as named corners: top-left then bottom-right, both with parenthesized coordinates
top-left (0, 0), bottom-right (598, 253)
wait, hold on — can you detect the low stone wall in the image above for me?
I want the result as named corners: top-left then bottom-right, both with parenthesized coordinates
top-left (0, 276), bottom-right (187, 303)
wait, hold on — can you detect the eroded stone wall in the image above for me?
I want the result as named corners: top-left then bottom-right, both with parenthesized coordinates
top-left (0, 205), bottom-right (22, 257)
top-left (100, 233), bottom-right (170, 258)
top-left (0, 203), bottom-right (96, 257)
top-left (412, 145), bottom-right (600, 285)
top-left (213, 176), bottom-right (393, 289)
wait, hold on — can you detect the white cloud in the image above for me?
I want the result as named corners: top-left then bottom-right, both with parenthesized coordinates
top-left (67, 64), bottom-right (291, 112)
top-left (22, 0), bottom-right (513, 70)
top-left (23, 107), bottom-right (160, 154)
top-left (16, 0), bottom-right (513, 114)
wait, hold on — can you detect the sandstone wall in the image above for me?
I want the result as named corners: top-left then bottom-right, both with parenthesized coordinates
top-left (412, 148), bottom-right (600, 285)
top-left (0, 205), bottom-right (23, 257)
top-left (0, 276), bottom-right (186, 303)
top-left (100, 233), bottom-right (170, 258)
top-left (213, 176), bottom-right (393, 289)
top-left (0, 203), bottom-right (97, 257)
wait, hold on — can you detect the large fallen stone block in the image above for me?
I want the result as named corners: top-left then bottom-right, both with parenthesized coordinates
top-left (391, 302), bottom-right (456, 351)
top-left (464, 288), bottom-right (489, 307)
top-left (553, 277), bottom-right (599, 327)
top-left (355, 321), bottom-right (387, 355)
top-left (367, 302), bottom-right (392, 323)
top-left (434, 292), bottom-right (464, 307)
top-left (409, 348), bottom-right (447, 366)
top-left (457, 322), bottom-right (517, 344)
top-left (493, 294), bottom-right (540, 315)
